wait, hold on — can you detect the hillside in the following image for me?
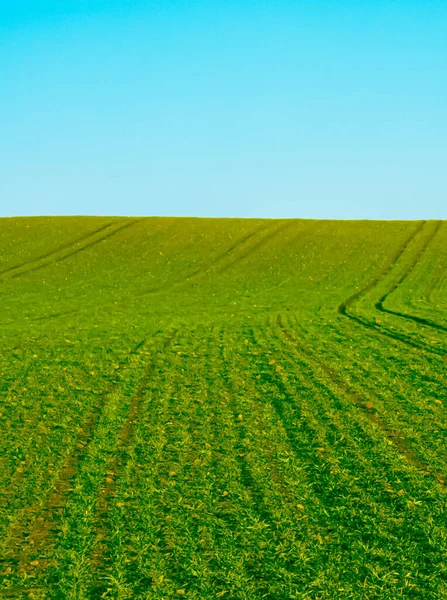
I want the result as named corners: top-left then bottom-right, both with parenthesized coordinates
top-left (0, 217), bottom-right (446, 599)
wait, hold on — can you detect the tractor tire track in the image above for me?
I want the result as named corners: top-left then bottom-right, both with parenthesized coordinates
top-left (276, 314), bottom-right (447, 489)
top-left (3, 219), bottom-right (142, 282)
top-left (11, 221), bottom-right (294, 327)
top-left (338, 221), bottom-right (425, 316)
top-left (0, 333), bottom-right (154, 573)
top-left (0, 220), bottom-right (123, 281)
top-left (0, 219), bottom-right (121, 278)
top-left (133, 220), bottom-right (292, 300)
top-left (214, 220), bottom-right (296, 276)
top-left (89, 330), bottom-right (177, 583)
top-left (339, 311), bottom-right (440, 355)
top-left (377, 306), bottom-right (447, 333)
top-left (132, 222), bottom-right (270, 298)
top-left (180, 222), bottom-right (273, 279)
top-left (338, 220), bottom-right (445, 355)
top-left (18, 224), bottom-right (273, 325)
top-left (374, 220), bottom-right (447, 332)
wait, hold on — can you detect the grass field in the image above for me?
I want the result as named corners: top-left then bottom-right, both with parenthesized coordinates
top-left (0, 216), bottom-right (446, 599)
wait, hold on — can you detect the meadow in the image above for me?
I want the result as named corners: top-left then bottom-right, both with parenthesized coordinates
top-left (0, 216), bottom-right (446, 599)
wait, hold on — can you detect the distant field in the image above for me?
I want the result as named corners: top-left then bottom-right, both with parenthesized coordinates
top-left (0, 216), bottom-right (446, 599)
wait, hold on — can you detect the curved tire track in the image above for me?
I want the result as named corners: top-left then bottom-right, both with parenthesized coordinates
top-left (338, 221), bottom-right (445, 355)
top-left (374, 220), bottom-right (447, 332)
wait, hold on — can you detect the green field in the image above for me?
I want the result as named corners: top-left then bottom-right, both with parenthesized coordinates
top-left (0, 216), bottom-right (446, 599)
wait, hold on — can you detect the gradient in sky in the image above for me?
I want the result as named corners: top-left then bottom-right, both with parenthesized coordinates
top-left (1, 0), bottom-right (446, 219)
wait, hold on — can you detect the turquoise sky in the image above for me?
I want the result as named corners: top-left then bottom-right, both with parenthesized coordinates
top-left (1, 1), bottom-right (446, 219)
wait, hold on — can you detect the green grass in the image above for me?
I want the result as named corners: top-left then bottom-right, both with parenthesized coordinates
top-left (0, 216), bottom-right (446, 599)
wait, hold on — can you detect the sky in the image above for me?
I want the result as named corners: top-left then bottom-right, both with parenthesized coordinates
top-left (1, 0), bottom-right (446, 219)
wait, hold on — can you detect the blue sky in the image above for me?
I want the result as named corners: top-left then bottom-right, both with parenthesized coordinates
top-left (1, 1), bottom-right (446, 219)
